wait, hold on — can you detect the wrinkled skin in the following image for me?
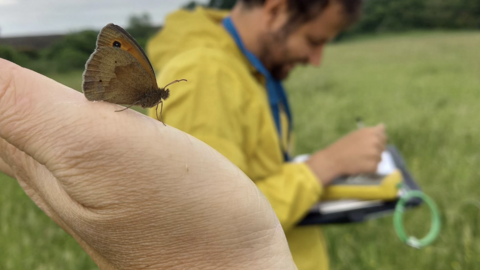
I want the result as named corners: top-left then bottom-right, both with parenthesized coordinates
top-left (0, 59), bottom-right (297, 270)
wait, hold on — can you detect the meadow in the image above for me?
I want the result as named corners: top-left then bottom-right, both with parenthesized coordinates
top-left (1, 31), bottom-right (479, 269)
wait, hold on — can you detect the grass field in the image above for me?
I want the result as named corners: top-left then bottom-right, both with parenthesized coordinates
top-left (1, 31), bottom-right (479, 269)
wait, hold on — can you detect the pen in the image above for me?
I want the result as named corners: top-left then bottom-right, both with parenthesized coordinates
top-left (356, 117), bottom-right (364, 129)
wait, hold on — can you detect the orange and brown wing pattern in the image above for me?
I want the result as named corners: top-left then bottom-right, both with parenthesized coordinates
top-left (82, 24), bottom-right (157, 105)
top-left (95, 24), bottom-right (157, 85)
top-left (82, 46), bottom-right (155, 104)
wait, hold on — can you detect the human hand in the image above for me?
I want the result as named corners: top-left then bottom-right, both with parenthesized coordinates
top-left (306, 124), bottom-right (387, 185)
top-left (0, 59), bottom-right (297, 270)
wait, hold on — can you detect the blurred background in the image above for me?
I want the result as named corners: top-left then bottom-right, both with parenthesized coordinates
top-left (0, 0), bottom-right (479, 269)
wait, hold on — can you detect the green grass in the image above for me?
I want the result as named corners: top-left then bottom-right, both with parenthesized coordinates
top-left (1, 31), bottom-right (479, 269)
top-left (47, 71), bottom-right (84, 92)
top-left (286, 31), bottom-right (480, 270)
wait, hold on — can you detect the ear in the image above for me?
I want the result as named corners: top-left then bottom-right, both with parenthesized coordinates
top-left (262, 0), bottom-right (289, 31)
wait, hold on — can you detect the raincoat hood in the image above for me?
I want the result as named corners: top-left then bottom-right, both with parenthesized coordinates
top-left (147, 7), bottom-right (238, 74)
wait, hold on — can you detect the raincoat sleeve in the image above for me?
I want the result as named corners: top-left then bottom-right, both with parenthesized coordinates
top-left (149, 49), bottom-right (323, 232)
top-left (253, 163), bottom-right (322, 231)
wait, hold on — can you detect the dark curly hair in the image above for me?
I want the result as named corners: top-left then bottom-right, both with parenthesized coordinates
top-left (240, 0), bottom-right (362, 30)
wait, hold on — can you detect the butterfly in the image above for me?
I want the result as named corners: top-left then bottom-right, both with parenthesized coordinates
top-left (82, 23), bottom-right (185, 123)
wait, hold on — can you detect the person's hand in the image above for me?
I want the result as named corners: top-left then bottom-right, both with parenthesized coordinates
top-left (0, 59), bottom-right (297, 270)
top-left (306, 124), bottom-right (387, 185)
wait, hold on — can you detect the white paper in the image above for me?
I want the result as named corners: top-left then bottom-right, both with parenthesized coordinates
top-left (317, 200), bottom-right (384, 214)
top-left (376, 151), bottom-right (397, 175)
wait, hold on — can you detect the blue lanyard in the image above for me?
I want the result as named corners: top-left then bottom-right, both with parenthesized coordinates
top-left (222, 17), bottom-right (292, 161)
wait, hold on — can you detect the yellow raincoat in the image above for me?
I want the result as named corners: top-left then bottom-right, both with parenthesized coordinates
top-left (147, 7), bottom-right (328, 270)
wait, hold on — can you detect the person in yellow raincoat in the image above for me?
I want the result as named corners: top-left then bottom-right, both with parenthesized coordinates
top-left (147, 1), bottom-right (387, 269)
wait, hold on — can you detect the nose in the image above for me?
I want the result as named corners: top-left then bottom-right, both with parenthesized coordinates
top-left (308, 46), bottom-right (324, 67)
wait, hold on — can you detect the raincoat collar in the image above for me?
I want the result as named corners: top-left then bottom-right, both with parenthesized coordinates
top-left (222, 16), bottom-right (292, 161)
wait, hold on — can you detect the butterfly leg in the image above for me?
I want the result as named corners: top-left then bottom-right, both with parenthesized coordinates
top-left (115, 100), bottom-right (141, 112)
top-left (156, 101), bottom-right (166, 126)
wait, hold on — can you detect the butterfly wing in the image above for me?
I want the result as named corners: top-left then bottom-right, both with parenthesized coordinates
top-left (83, 46), bottom-right (155, 104)
top-left (82, 23), bottom-right (158, 104)
top-left (96, 24), bottom-right (157, 84)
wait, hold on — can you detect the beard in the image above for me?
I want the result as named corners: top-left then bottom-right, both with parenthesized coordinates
top-left (265, 55), bottom-right (307, 81)
top-left (258, 32), bottom-right (307, 81)
top-left (270, 63), bottom-right (295, 81)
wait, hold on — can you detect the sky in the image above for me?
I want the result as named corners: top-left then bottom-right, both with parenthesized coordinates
top-left (0, 0), bottom-right (209, 37)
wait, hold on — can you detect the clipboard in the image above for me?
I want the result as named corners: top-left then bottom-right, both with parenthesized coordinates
top-left (298, 145), bottom-right (422, 225)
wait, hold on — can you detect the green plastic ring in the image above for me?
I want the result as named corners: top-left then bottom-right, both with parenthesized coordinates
top-left (394, 190), bottom-right (441, 248)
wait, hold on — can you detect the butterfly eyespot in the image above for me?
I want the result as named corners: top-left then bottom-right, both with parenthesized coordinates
top-left (113, 41), bottom-right (121, 48)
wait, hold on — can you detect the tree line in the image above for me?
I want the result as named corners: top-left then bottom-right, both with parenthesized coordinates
top-left (0, 14), bottom-right (158, 74)
top-left (202, 0), bottom-right (480, 33)
top-left (1, 0), bottom-right (479, 74)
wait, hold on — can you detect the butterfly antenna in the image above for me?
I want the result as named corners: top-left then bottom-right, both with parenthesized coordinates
top-left (162, 79), bottom-right (187, 89)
